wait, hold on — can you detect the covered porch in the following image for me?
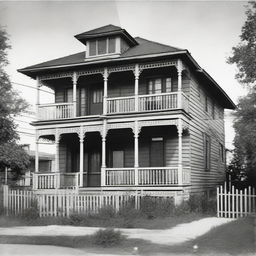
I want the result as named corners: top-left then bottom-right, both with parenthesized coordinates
top-left (33, 119), bottom-right (190, 190)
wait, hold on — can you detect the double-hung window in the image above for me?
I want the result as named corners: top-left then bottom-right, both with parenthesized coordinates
top-left (147, 77), bottom-right (172, 94)
top-left (204, 133), bottom-right (211, 171)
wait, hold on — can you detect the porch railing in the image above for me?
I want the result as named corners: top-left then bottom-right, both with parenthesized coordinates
top-left (138, 167), bottom-right (178, 185)
top-left (106, 92), bottom-right (189, 114)
top-left (33, 172), bottom-right (79, 190)
top-left (105, 167), bottom-right (190, 186)
top-left (139, 92), bottom-right (178, 112)
top-left (38, 102), bottom-right (74, 120)
top-left (107, 96), bottom-right (135, 114)
top-left (33, 172), bottom-right (57, 189)
top-left (105, 168), bottom-right (135, 186)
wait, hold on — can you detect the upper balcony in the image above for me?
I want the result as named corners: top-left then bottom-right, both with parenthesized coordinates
top-left (35, 60), bottom-right (190, 122)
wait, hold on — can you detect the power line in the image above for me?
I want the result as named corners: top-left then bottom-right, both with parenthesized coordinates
top-left (12, 82), bottom-right (54, 95)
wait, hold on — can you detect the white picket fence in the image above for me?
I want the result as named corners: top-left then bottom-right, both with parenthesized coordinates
top-left (217, 184), bottom-right (256, 218)
top-left (2, 185), bottom-right (142, 217)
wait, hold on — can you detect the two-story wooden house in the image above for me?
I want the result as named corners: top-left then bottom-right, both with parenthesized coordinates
top-left (18, 25), bottom-right (235, 201)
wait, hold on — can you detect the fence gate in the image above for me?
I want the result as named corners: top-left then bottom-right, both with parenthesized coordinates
top-left (217, 184), bottom-right (256, 218)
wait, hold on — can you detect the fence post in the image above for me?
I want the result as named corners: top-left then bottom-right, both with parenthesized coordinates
top-left (3, 185), bottom-right (9, 216)
top-left (217, 186), bottom-right (219, 218)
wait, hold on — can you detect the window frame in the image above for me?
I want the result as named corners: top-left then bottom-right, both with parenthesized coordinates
top-left (147, 77), bottom-right (173, 95)
top-left (88, 37), bottom-right (117, 57)
top-left (219, 143), bottom-right (225, 163)
top-left (203, 133), bottom-right (211, 171)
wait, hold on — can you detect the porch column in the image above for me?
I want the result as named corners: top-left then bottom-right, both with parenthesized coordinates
top-left (134, 64), bottom-right (140, 112)
top-left (35, 132), bottom-right (39, 173)
top-left (55, 130), bottom-right (60, 188)
top-left (101, 120), bottom-right (107, 186)
top-left (177, 60), bottom-right (183, 109)
top-left (79, 127), bottom-right (85, 187)
top-left (133, 121), bottom-right (140, 186)
top-left (72, 72), bottom-right (77, 117)
top-left (36, 76), bottom-right (40, 119)
top-left (103, 68), bottom-right (108, 115)
top-left (177, 119), bottom-right (183, 185)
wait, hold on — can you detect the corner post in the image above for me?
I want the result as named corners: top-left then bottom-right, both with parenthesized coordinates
top-left (177, 60), bottom-right (183, 109)
top-left (72, 72), bottom-right (77, 117)
top-left (101, 120), bottom-right (107, 186)
top-left (55, 129), bottom-right (60, 188)
top-left (79, 126), bottom-right (85, 187)
top-left (134, 64), bottom-right (140, 112)
top-left (133, 121), bottom-right (141, 186)
top-left (177, 119), bottom-right (183, 185)
top-left (103, 68), bottom-right (108, 115)
top-left (35, 131), bottom-right (39, 173)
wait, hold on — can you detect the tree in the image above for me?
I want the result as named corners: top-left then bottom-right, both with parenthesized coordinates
top-left (0, 27), bottom-right (30, 181)
top-left (228, 1), bottom-right (256, 86)
top-left (227, 2), bottom-right (256, 186)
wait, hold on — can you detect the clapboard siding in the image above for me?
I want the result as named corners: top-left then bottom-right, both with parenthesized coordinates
top-left (188, 71), bottom-right (225, 193)
top-left (59, 141), bottom-right (66, 173)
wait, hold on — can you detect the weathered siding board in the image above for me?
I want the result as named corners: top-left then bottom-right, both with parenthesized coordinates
top-left (188, 72), bottom-right (225, 193)
top-left (59, 142), bottom-right (67, 173)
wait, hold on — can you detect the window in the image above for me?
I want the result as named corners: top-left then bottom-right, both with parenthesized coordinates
top-left (219, 143), bottom-right (225, 163)
top-left (147, 77), bottom-right (172, 94)
top-left (108, 38), bottom-right (116, 53)
top-left (205, 96), bottom-right (208, 112)
top-left (98, 38), bottom-right (107, 55)
top-left (89, 40), bottom-right (96, 56)
top-left (88, 37), bottom-right (116, 57)
top-left (204, 133), bottom-right (211, 171)
top-left (92, 89), bottom-right (103, 103)
top-left (212, 102), bottom-right (215, 119)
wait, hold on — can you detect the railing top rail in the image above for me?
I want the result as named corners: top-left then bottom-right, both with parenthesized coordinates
top-left (34, 172), bottom-right (58, 176)
top-left (106, 168), bottom-right (136, 171)
top-left (138, 166), bottom-right (178, 170)
top-left (107, 95), bottom-right (135, 101)
top-left (38, 102), bottom-right (74, 107)
top-left (138, 92), bottom-right (179, 98)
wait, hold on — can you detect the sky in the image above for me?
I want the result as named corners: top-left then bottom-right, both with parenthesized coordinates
top-left (0, 0), bottom-right (249, 153)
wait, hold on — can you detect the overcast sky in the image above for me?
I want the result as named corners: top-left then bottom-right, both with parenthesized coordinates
top-left (0, 0), bottom-right (248, 152)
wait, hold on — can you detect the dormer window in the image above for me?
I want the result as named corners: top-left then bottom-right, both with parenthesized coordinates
top-left (88, 37), bottom-right (117, 57)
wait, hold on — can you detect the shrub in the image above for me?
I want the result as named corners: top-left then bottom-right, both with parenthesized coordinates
top-left (69, 213), bottom-right (89, 225)
top-left (22, 206), bottom-right (39, 221)
top-left (91, 228), bottom-right (125, 247)
top-left (96, 205), bottom-right (116, 220)
top-left (140, 196), bottom-right (175, 218)
top-left (174, 193), bottom-right (217, 215)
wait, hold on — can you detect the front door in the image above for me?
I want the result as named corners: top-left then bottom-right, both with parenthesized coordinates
top-left (150, 138), bottom-right (164, 167)
top-left (87, 151), bottom-right (101, 187)
top-left (89, 86), bottom-right (103, 115)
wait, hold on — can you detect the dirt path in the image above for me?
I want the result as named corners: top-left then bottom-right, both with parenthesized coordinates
top-left (0, 217), bottom-right (233, 245)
